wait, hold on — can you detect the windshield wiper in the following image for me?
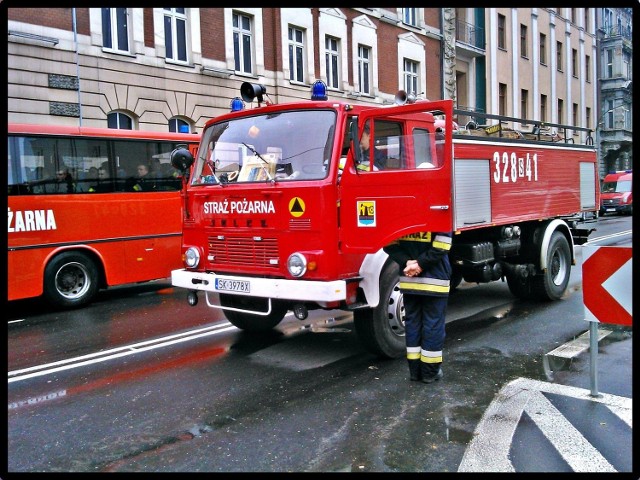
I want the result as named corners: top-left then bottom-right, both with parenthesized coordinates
top-left (242, 142), bottom-right (275, 183)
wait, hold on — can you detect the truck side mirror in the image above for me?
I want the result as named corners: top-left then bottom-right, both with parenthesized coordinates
top-left (170, 147), bottom-right (194, 172)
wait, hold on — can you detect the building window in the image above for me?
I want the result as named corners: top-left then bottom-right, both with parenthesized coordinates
top-left (520, 24), bottom-right (528, 58)
top-left (539, 33), bottom-right (546, 65)
top-left (499, 83), bottom-right (507, 116)
top-left (605, 49), bottom-right (613, 78)
top-left (571, 8), bottom-right (576, 24)
top-left (403, 59), bottom-right (419, 96)
top-left (357, 44), bottom-right (372, 95)
top-left (288, 26), bottom-right (305, 83)
top-left (169, 118), bottom-right (191, 133)
top-left (572, 103), bottom-right (579, 129)
top-left (585, 55), bottom-right (590, 82)
top-left (623, 51), bottom-right (631, 79)
top-left (233, 12), bottom-right (253, 74)
top-left (498, 14), bottom-right (506, 50)
top-left (521, 89), bottom-right (528, 122)
top-left (107, 112), bottom-right (133, 130)
top-left (540, 94), bottom-right (547, 122)
top-left (586, 107), bottom-right (591, 130)
top-left (584, 9), bottom-right (590, 32)
top-left (102, 8), bottom-right (129, 52)
top-left (164, 8), bottom-right (188, 63)
top-left (556, 41), bottom-right (563, 71)
top-left (605, 100), bottom-right (614, 129)
top-left (325, 36), bottom-right (340, 89)
top-left (557, 98), bottom-right (564, 124)
top-left (572, 48), bottom-right (578, 77)
top-left (403, 8), bottom-right (417, 27)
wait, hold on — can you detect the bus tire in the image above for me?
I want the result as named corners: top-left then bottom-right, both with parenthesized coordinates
top-left (532, 231), bottom-right (571, 301)
top-left (219, 294), bottom-right (287, 331)
top-left (43, 251), bottom-right (99, 309)
top-left (353, 261), bottom-right (405, 359)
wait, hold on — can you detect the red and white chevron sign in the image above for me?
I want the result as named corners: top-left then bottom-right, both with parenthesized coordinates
top-left (582, 246), bottom-right (632, 326)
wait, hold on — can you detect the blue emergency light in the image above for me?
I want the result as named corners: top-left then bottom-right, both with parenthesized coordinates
top-left (230, 97), bottom-right (245, 112)
top-left (311, 80), bottom-right (328, 101)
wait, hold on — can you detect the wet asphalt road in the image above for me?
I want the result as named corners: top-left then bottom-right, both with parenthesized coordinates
top-left (6, 216), bottom-right (633, 472)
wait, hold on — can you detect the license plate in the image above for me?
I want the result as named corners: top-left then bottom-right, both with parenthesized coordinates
top-left (215, 278), bottom-right (250, 293)
top-left (606, 208), bottom-right (616, 212)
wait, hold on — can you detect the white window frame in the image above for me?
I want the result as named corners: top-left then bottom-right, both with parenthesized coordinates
top-left (107, 111), bottom-right (135, 130)
top-left (280, 9), bottom-right (314, 86)
top-left (288, 26), bottom-right (306, 83)
top-left (233, 11), bottom-right (254, 75)
top-left (397, 33), bottom-right (425, 97)
top-left (226, 8), bottom-right (264, 78)
top-left (318, 8), bottom-right (348, 91)
top-left (402, 8), bottom-right (418, 27)
top-left (101, 7), bottom-right (130, 53)
top-left (403, 59), bottom-right (419, 96)
top-left (357, 44), bottom-right (372, 95)
top-left (325, 36), bottom-right (340, 89)
top-left (351, 15), bottom-right (378, 97)
top-left (164, 8), bottom-right (189, 63)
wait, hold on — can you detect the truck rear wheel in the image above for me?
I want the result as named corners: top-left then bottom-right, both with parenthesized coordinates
top-left (353, 262), bottom-right (405, 359)
top-left (43, 251), bottom-right (99, 309)
top-left (219, 294), bottom-right (287, 331)
top-left (532, 231), bottom-right (571, 301)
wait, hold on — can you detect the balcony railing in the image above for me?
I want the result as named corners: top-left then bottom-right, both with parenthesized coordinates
top-left (601, 25), bottom-right (632, 41)
top-left (455, 20), bottom-right (484, 50)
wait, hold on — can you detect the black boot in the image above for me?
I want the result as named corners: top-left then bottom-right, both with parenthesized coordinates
top-left (421, 362), bottom-right (443, 384)
top-left (408, 359), bottom-right (421, 381)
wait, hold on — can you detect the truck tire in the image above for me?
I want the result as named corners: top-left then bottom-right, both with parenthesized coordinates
top-left (532, 231), bottom-right (571, 301)
top-left (219, 294), bottom-right (287, 331)
top-left (43, 251), bottom-right (99, 309)
top-left (353, 261), bottom-right (405, 359)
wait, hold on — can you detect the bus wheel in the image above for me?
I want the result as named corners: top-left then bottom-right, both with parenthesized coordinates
top-left (532, 231), bottom-right (571, 301)
top-left (43, 251), bottom-right (99, 308)
top-left (353, 261), bottom-right (405, 359)
top-left (219, 294), bottom-right (287, 331)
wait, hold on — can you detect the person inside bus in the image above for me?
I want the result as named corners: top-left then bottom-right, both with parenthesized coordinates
top-left (48, 168), bottom-right (75, 193)
top-left (127, 163), bottom-right (156, 192)
top-left (88, 168), bottom-right (113, 193)
top-left (359, 123), bottom-right (387, 170)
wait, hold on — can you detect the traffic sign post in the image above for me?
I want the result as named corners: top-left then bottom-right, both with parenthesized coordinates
top-left (582, 245), bottom-right (633, 397)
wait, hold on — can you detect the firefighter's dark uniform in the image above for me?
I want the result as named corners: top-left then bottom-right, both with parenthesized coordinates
top-left (383, 231), bottom-right (452, 383)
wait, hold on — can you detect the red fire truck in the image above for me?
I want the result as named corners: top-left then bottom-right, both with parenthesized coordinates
top-left (169, 82), bottom-right (599, 358)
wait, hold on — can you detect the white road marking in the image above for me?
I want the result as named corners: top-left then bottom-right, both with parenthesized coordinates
top-left (8, 322), bottom-right (237, 384)
top-left (458, 377), bottom-right (632, 472)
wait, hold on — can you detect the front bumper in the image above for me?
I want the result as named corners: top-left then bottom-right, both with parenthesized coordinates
top-left (171, 269), bottom-right (347, 302)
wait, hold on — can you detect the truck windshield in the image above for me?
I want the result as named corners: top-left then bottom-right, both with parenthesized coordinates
top-left (191, 109), bottom-right (337, 185)
top-left (602, 180), bottom-right (631, 193)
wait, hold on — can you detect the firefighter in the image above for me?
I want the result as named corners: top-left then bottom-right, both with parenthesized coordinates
top-left (383, 231), bottom-right (452, 383)
top-left (127, 163), bottom-right (156, 192)
top-left (359, 123), bottom-right (387, 170)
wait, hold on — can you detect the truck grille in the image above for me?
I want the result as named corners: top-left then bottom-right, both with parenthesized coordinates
top-left (208, 235), bottom-right (279, 268)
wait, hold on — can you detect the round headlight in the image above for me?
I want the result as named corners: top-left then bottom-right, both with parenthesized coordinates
top-left (287, 253), bottom-right (307, 277)
top-left (184, 247), bottom-right (200, 268)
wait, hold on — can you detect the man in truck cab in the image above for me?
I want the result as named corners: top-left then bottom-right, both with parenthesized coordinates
top-left (359, 122), bottom-right (387, 170)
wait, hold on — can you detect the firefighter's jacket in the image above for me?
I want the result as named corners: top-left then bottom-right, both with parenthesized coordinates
top-left (383, 231), bottom-right (452, 297)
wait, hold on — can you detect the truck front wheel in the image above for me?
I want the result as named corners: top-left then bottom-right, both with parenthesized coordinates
top-left (219, 294), bottom-right (288, 331)
top-left (532, 231), bottom-right (571, 301)
top-left (353, 262), bottom-right (405, 359)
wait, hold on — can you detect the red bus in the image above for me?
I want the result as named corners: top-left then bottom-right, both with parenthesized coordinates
top-left (7, 124), bottom-right (200, 308)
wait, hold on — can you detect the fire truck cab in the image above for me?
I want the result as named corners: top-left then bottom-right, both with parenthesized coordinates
top-left (170, 81), bottom-right (598, 358)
